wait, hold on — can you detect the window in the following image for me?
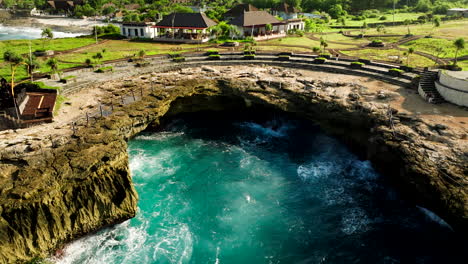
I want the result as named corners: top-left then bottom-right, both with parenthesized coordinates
top-left (135, 28), bottom-right (138, 37)
top-left (140, 28), bottom-right (144, 36)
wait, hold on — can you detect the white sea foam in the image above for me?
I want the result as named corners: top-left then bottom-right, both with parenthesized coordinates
top-left (134, 132), bottom-right (185, 141)
top-left (0, 24), bottom-right (85, 40)
top-left (238, 120), bottom-right (293, 138)
top-left (341, 207), bottom-right (372, 235)
top-left (297, 161), bottom-right (339, 182)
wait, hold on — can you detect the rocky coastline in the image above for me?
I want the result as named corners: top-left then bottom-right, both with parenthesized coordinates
top-left (0, 66), bottom-right (466, 263)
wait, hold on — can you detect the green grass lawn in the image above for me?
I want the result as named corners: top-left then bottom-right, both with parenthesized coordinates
top-left (0, 37), bottom-right (96, 62)
top-left (55, 40), bottom-right (212, 64)
top-left (401, 38), bottom-right (468, 58)
top-left (342, 48), bottom-right (435, 68)
top-left (330, 13), bottom-right (427, 27)
top-left (364, 19), bottom-right (468, 39)
top-left (261, 36), bottom-right (355, 49)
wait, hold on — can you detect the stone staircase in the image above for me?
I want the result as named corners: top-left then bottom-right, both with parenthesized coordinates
top-left (0, 110), bottom-right (20, 130)
top-left (418, 71), bottom-right (445, 104)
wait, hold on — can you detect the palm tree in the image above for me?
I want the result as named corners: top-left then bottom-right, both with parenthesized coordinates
top-left (407, 47), bottom-right (415, 66)
top-left (41, 28), bottom-right (54, 50)
top-left (93, 52), bottom-right (103, 64)
top-left (24, 55), bottom-right (40, 79)
top-left (3, 50), bottom-right (26, 119)
top-left (46, 58), bottom-right (59, 74)
top-left (403, 19), bottom-right (411, 36)
top-left (138, 49), bottom-right (146, 59)
top-left (453, 38), bottom-right (465, 66)
top-left (85, 58), bottom-right (93, 68)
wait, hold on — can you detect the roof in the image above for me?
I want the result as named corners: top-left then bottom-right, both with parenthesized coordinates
top-left (122, 22), bottom-right (152, 27)
top-left (155, 13), bottom-right (217, 29)
top-left (47, 0), bottom-right (81, 10)
top-left (224, 4), bottom-right (259, 18)
top-left (273, 3), bottom-right (300, 14)
top-left (448, 8), bottom-right (468, 11)
top-left (20, 92), bottom-right (56, 119)
top-left (229, 11), bottom-right (282, 27)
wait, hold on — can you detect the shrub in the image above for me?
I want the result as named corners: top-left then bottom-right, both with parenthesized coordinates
top-left (379, 16), bottom-right (387, 21)
top-left (172, 57), bottom-right (185, 62)
top-left (277, 55), bottom-right (290, 61)
top-left (319, 53), bottom-right (331, 59)
top-left (206, 49), bottom-right (219, 55)
top-left (388, 68), bottom-right (404, 76)
top-left (168, 52), bottom-right (181, 58)
top-left (244, 54), bottom-right (256, 60)
top-left (94, 66), bottom-right (113, 73)
top-left (314, 57), bottom-right (327, 64)
top-left (351, 61), bottom-right (364, 66)
top-left (208, 54), bottom-right (221, 60)
top-left (312, 46), bottom-right (320, 53)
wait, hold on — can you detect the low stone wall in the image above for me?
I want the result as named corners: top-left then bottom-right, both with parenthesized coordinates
top-left (436, 71), bottom-right (468, 107)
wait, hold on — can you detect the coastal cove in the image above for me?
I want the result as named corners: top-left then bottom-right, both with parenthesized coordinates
top-left (53, 111), bottom-right (463, 264)
top-left (0, 65), bottom-right (466, 263)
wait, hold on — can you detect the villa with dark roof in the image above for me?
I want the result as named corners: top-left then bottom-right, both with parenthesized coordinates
top-left (153, 12), bottom-right (217, 43)
top-left (229, 11), bottom-right (286, 40)
top-left (272, 2), bottom-right (300, 20)
top-left (47, 0), bottom-right (83, 12)
top-left (224, 3), bottom-right (259, 21)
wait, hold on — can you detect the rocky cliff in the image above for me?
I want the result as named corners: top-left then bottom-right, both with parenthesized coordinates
top-left (0, 69), bottom-right (466, 262)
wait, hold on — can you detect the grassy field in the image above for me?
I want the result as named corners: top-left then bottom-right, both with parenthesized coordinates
top-left (262, 36), bottom-right (355, 49)
top-left (364, 19), bottom-right (468, 39)
top-left (0, 37), bottom-right (96, 62)
top-left (401, 38), bottom-right (468, 58)
top-left (330, 12), bottom-right (427, 27)
top-left (342, 48), bottom-right (435, 68)
top-left (55, 40), bottom-right (212, 64)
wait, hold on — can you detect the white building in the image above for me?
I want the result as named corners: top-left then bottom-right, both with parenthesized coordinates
top-left (120, 22), bottom-right (156, 39)
top-left (285, 19), bottom-right (305, 32)
top-left (447, 8), bottom-right (468, 17)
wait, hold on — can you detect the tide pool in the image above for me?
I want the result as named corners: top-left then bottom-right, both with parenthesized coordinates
top-left (53, 113), bottom-right (464, 264)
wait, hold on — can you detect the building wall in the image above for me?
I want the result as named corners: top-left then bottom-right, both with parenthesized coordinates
top-left (435, 71), bottom-right (468, 107)
top-left (287, 22), bottom-right (304, 31)
top-left (121, 25), bottom-right (156, 39)
top-left (447, 10), bottom-right (468, 17)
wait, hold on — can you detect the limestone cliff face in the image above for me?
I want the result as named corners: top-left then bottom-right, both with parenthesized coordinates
top-left (0, 130), bottom-right (138, 263)
top-left (0, 76), bottom-right (466, 262)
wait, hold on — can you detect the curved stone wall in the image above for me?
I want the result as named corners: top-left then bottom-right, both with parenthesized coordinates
top-left (436, 71), bottom-right (468, 107)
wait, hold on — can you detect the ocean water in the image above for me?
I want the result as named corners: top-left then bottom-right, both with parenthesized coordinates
top-left (53, 113), bottom-right (465, 264)
top-left (0, 24), bottom-right (84, 40)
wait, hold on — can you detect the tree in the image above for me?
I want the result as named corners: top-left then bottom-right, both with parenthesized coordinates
top-left (3, 50), bottom-right (26, 119)
top-left (265, 24), bottom-right (273, 34)
top-left (85, 58), bottom-right (93, 68)
top-left (407, 47), bottom-right (415, 66)
top-left (138, 49), bottom-right (146, 59)
top-left (404, 19), bottom-right (411, 35)
top-left (41, 28), bottom-right (53, 50)
top-left (24, 55), bottom-right (40, 79)
top-left (361, 21), bottom-right (368, 36)
top-left (46, 58), bottom-right (59, 73)
top-left (433, 16), bottom-right (441, 28)
top-left (453, 38), bottom-right (465, 66)
top-left (92, 52), bottom-right (103, 64)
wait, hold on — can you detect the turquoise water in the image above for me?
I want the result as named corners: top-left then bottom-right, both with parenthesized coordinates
top-left (55, 113), bottom-right (465, 264)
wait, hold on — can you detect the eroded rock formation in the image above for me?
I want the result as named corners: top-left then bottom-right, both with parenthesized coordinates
top-left (0, 71), bottom-right (466, 262)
